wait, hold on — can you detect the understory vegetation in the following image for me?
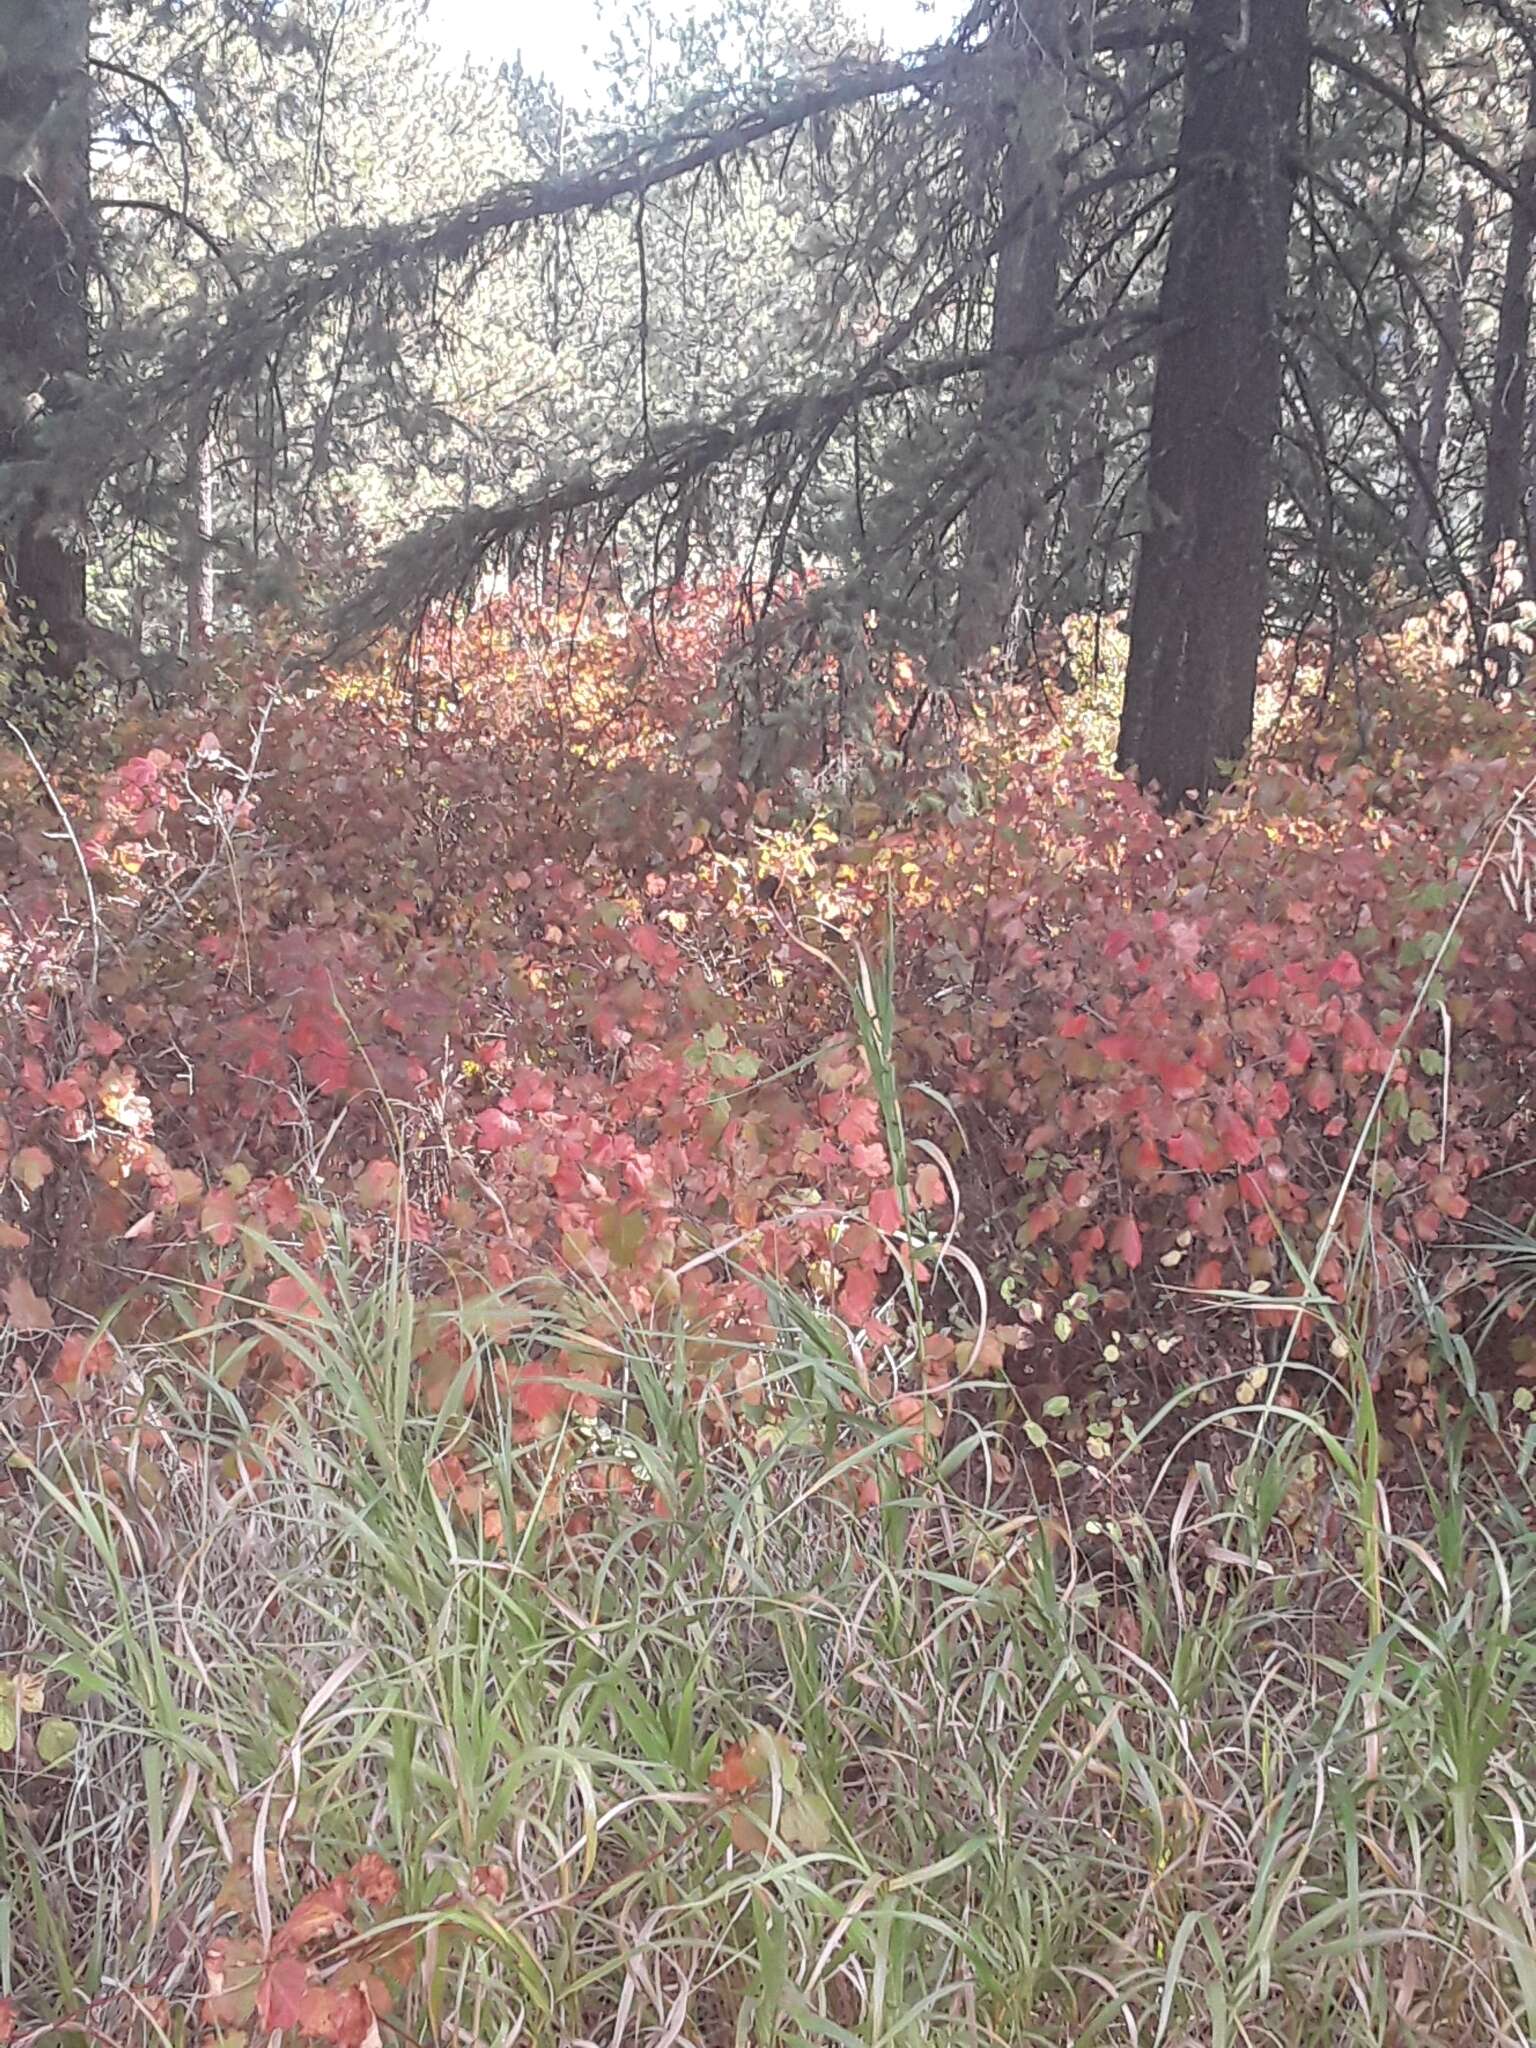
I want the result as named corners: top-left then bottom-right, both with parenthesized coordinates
top-left (6, 0), bottom-right (1536, 2041)
top-left (2, 594), bottom-right (1536, 2044)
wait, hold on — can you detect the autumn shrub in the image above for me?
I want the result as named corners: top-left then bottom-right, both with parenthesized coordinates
top-left (1, 591), bottom-right (1534, 1471)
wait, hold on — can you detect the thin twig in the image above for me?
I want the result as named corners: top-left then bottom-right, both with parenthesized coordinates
top-left (5, 718), bottom-right (102, 992)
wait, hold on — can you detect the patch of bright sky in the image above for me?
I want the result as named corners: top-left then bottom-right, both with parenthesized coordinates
top-left (423, 0), bottom-right (956, 98)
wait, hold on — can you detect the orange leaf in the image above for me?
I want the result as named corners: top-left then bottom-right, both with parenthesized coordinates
top-left (349, 1853), bottom-right (400, 1908)
top-left (710, 1744), bottom-right (758, 1796)
top-left (275, 1874), bottom-right (352, 1955)
top-left (298, 1980), bottom-right (380, 2048)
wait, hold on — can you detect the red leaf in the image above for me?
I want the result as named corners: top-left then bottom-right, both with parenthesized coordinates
top-left (1126, 1138), bottom-right (1161, 1181)
top-left (474, 1106), bottom-right (518, 1152)
top-left (836, 1098), bottom-right (881, 1147)
top-left (200, 1185), bottom-right (241, 1246)
top-left (1302, 1069), bottom-right (1336, 1113)
top-left (1214, 1112), bottom-right (1260, 1167)
top-left (1165, 1129), bottom-right (1206, 1170)
top-left (1112, 1214), bottom-right (1143, 1271)
top-left (501, 1357), bottom-right (566, 1423)
top-left (1025, 1200), bottom-right (1060, 1243)
top-left (1095, 1032), bottom-right (1139, 1063)
top-left (1157, 1061), bottom-right (1205, 1102)
top-left (302, 1047), bottom-right (353, 1096)
top-left (257, 1956), bottom-right (312, 2032)
top-left (868, 1187), bottom-right (903, 1234)
top-left (630, 925), bottom-right (681, 980)
top-left (1323, 951), bottom-right (1363, 989)
top-left (267, 1273), bottom-right (320, 1321)
top-left (839, 1264), bottom-right (879, 1324)
top-left (1283, 1029), bottom-right (1314, 1074)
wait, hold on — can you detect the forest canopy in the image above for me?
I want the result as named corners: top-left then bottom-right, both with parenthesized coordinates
top-left (4, 0), bottom-right (1536, 792)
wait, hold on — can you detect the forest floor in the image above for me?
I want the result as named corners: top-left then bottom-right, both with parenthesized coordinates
top-left (3, 598), bottom-right (1536, 2045)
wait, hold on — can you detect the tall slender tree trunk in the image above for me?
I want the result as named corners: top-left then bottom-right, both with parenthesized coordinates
top-left (1116, 0), bottom-right (1310, 808)
top-left (185, 400), bottom-right (216, 653)
top-left (0, 0), bottom-right (91, 676)
top-left (1406, 190), bottom-right (1476, 566)
top-left (1480, 53), bottom-right (1536, 686)
top-left (958, 0), bottom-right (1066, 673)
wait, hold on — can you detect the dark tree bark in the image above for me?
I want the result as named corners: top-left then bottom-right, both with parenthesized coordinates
top-left (1406, 189), bottom-right (1477, 566)
top-left (1480, 51), bottom-right (1536, 683)
top-left (0, 0), bottom-right (91, 676)
top-left (1116, 0), bottom-right (1310, 808)
top-left (957, 0), bottom-right (1066, 673)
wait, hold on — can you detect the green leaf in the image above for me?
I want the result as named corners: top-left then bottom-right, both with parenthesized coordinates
top-left (780, 1791), bottom-right (833, 1852)
top-left (36, 1718), bottom-right (78, 1767)
top-left (1407, 1108), bottom-right (1438, 1147)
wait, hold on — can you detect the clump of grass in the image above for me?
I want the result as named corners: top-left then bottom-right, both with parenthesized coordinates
top-left (3, 1225), bottom-right (1535, 2048)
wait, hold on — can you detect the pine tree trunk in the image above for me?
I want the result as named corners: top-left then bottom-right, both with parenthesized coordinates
top-left (0, 0), bottom-right (91, 675)
top-left (958, 0), bottom-right (1066, 674)
top-left (1406, 191), bottom-right (1476, 566)
top-left (1480, 54), bottom-right (1536, 683)
top-left (1116, 0), bottom-right (1309, 808)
